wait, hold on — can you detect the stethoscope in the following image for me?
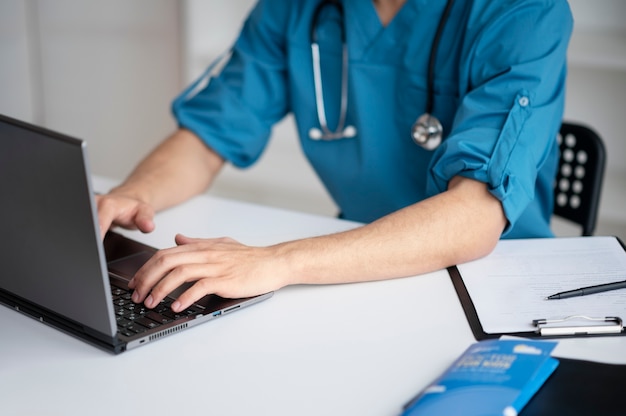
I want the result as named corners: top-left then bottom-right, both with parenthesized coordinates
top-left (308, 0), bottom-right (455, 151)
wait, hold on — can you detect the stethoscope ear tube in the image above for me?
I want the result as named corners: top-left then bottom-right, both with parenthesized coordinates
top-left (309, 0), bottom-right (356, 141)
top-left (309, 39), bottom-right (356, 141)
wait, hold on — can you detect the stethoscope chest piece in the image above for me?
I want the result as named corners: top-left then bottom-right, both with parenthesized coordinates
top-left (411, 113), bottom-right (443, 151)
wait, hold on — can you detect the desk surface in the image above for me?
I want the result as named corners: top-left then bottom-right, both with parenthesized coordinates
top-left (2, 177), bottom-right (626, 416)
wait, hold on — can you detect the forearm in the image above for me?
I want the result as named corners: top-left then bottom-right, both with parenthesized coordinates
top-left (276, 177), bottom-right (507, 285)
top-left (127, 176), bottom-right (507, 311)
top-left (111, 129), bottom-right (224, 211)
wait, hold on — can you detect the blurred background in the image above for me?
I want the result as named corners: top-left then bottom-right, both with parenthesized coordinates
top-left (1, 0), bottom-right (624, 240)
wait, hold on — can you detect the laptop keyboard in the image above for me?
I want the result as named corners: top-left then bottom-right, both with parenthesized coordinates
top-left (110, 283), bottom-right (204, 337)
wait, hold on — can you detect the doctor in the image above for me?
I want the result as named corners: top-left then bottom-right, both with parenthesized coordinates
top-left (97, 0), bottom-right (572, 313)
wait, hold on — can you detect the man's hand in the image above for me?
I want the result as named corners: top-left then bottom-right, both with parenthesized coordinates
top-left (128, 234), bottom-right (288, 312)
top-left (96, 192), bottom-right (156, 237)
top-left (94, 128), bottom-right (225, 238)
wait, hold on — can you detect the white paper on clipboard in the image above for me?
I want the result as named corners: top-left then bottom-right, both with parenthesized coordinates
top-left (456, 236), bottom-right (626, 334)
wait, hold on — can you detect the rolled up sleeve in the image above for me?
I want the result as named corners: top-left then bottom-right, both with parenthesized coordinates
top-left (427, 0), bottom-right (573, 235)
top-left (172, 0), bottom-right (290, 168)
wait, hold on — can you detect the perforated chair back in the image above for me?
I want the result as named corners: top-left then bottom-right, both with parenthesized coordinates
top-left (553, 122), bottom-right (606, 236)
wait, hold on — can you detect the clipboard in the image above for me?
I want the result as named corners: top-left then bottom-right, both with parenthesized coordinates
top-left (445, 237), bottom-right (626, 414)
top-left (448, 265), bottom-right (625, 339)
top-left (448, 236), bottom-right (626, 340)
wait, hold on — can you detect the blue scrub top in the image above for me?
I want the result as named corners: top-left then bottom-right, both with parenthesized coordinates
top-left (172, 0), bottom-right (573, 239)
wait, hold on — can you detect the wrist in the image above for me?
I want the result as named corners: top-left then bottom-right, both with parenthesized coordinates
top-left (270, 239), bottom-right (313, 287)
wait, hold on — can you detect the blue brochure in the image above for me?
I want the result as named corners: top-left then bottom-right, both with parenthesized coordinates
top-left (402, 339), bottom-right (559, 416)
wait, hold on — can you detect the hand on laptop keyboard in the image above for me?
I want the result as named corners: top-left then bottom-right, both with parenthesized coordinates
top-left (111, 284), bottom-right (203, 337)
top-left (128, 234), bottom-right (284, 313)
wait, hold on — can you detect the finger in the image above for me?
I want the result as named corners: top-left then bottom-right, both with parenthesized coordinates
top-left (133, 204), bottom-right (156, 233)
top-left (150, 263), bottom-right (213, 311)
top-left (175, 234), bottom-right (237, 246)
top-left (96, 195), bottom-right (117, 238)
top-left (171, 279), bottom-right (218, 312)
top-left (174, 234), bottom-right (194, 246)
top-left (130, 247), bottom-right (209, 305)
top-left (98, 212), bottom-right (115, 239)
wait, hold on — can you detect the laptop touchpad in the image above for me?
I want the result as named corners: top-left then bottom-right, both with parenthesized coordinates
top-left (108, 251), bottom-right (153, 279)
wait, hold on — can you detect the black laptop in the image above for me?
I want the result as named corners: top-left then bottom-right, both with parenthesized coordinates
top-left (0, 114), bottom-right (272, 353)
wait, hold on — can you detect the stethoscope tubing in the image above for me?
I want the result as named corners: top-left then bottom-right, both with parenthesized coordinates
top-left (310, 42), bottom-right (351, 140)
top-left (425, 0), bottom-right (455, 116)
top-left (182, 0), bottom-right (455, 148)
top-left (309, 0), bottom-right (456, 149)
top-left (309, 0), bottom-right (356, 140)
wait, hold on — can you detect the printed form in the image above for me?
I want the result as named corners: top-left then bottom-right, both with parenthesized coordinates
top-left (457, 236), bottom-right (626, 334)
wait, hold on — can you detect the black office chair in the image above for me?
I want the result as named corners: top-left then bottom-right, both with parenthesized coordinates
top-left (553, 122), bottom-right (606, 236)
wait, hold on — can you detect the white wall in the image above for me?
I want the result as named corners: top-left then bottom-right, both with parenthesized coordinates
top-left (0, 0), bottom-right (182, 181)
top-left (0, 1), bottom-right (38, 123)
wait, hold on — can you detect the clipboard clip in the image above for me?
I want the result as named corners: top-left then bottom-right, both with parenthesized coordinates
top-left (532, 315), bottom-right (623, 336)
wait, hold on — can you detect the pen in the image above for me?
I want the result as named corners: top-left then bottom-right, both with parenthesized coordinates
top-left (546, 279), bottom-right (626, 300)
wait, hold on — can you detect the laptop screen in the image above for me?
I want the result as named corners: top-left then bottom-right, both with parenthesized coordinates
top-left (0, 115), bottom-right (116, 337)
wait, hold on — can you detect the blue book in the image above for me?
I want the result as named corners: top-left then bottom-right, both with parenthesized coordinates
top-left (402, 340), bottom-right (559, 416)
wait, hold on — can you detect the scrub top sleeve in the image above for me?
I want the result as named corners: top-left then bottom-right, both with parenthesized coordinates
top-left (427, 0), bottom-right (573, 233)
top-left (172, 0), bottom-right (290, 168)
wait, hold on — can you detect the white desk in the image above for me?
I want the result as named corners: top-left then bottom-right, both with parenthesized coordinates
top-left (2, 178), bottom-right (625, 416)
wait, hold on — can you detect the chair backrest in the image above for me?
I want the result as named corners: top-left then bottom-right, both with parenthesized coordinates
top-left (553, 122), bottom-right (606, 236)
